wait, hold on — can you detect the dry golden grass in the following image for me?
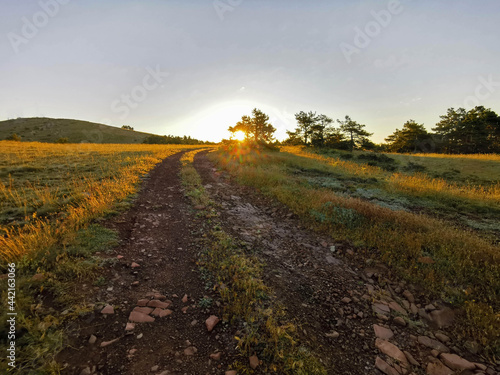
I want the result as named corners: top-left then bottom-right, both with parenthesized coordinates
top-left (212, 145), bottom-right (500, 356)
top-left (282, 146), bottom-right (500, 205)
top-left (0, 141), bottom-right (204, 263)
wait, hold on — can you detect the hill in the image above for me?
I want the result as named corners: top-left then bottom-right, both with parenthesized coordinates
top-left (0, 117), bottom-right (156, 143)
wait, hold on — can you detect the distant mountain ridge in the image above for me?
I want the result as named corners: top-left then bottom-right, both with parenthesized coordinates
top-left (0, 117), bottom-right (158, 144)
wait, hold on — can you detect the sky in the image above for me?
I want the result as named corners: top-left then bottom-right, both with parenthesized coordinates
top-left (1, 0), bottom-right (499, 143)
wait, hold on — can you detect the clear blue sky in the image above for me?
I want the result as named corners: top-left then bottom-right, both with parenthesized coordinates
top-left (1, 0), bottom-right (499, 142)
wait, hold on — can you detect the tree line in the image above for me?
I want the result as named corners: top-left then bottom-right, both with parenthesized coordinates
top-left (142, 134), bottom-right (213, 145)
top-left (281, 106), bottom-right (500, 154)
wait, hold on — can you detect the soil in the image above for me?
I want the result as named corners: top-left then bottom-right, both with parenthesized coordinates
top-left (58, 150), bottom-right (498, 375)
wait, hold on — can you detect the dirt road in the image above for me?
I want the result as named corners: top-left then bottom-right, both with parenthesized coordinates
top-left (59, 150), bottom-right (496, 375)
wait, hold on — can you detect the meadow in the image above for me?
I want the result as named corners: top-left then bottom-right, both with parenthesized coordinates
top-left (210, 145), bottom-right (500, 356)
top-left (0, 141), bottom-right (203, 373)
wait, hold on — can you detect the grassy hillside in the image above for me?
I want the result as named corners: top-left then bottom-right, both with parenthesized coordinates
top-left (0, 117), bottom-right (156, 143)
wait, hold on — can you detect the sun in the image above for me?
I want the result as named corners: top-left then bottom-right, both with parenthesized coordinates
top-left (233, 130), bottom-right (246, 141)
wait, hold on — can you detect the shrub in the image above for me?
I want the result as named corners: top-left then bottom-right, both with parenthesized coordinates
top-left (6, 133), bottom-right (21, 141)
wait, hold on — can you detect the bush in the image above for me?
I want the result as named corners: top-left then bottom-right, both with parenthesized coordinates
top-left (6, 133), bottom-right (21, 141)
top-left (55, 137), bottom-right (69, 144)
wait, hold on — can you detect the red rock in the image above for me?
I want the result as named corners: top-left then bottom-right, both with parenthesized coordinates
top-left (128, 311), bottom-right (155, 323)
top-left (100, 337), bottom-right (119, 347)
top-left (403, 290), bottom-right (415, 303)
top-left (341, 297), bottom-right (351, 303)
top-left (117, 255), bottom-right (124, 259)
top-left (184, 346), bottom-right (197, 356)
top-left (388, 301), bottom-right (408, 315)
top-left (181, 306), bottom-right (189, 313)
top-left (474, 363), bottom-right (487, 371)
top-left (147, 299), bottom-right (170, 309)
top-left (435, 333), bottom-right (450, 343)
top-left (153, 294), bottom-right (167, 300)
top-left (375, 339), bottom-right (408, 367)
top-left (210, 352), bottom-right (222, 360)
top-left (373, 324), bottom-right (394, 340)
top-left (133, 306), bottom-right (154, 314)
top-left (439, 353), bottom-right (475, 371)
top-left (375, 356), bottom-right (399, 375)
top-left (404, 351), bottom-right (419, 366)
top-left (429, 308), bottom-right (455, 328)
top-left (131, 281), bottom-right (139, 286)
top-left (410, 303), bottom-right (418, 314)
top-left (373, 303), bottom-right (391, 315)
top-left (125, 322), bottom-right (135, 331)
top-left (225, 371), bottom-right (237, 375)
top-left (101, 305), bottom-right (114, 314)
top-left (182, 294), bottom-right (189, 303)
top-left (205, 315), bottom-right (220, 332)
top-left (249, 355), bottom-right (259, 369)
top-left (131, 262), bottom-right (140, 268)
top-left (426, 360), bottom-right (454, 375)
top-left (137, 299), bottom-right (149, 306)
top-left (418, 336), bottom-right (450, 353)
top-left (393, 317), bottom-right (406, 326)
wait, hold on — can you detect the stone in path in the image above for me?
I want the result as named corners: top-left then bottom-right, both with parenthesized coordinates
top-left (100, 305), bottom-right (114, 314)
top-left (373, 303), bottom-right (391, 315)
top-left (375, 356), bottom-right (400, 375)
top-left (100, 338), bottom-right (120, 347)
top-left (129, 311), bottom-right (155, 323)
top-left (426, 360), bottom-right (454, 375)
top-left (131, 262), bottom-right (140, 268)
top-left (388, 301), bottom-right (407, 315)
top-left (147, 299), bottom-right (170, 309)
top-left (205, 315), bottom-right (220, 332)
top-left (417, 336), bottom-right (450, 353)
top-left (373, 324), bottom-right (394, 340)
top-left (184, 346), bottom-right (198, 356)
top-left (439, 353), bottom-right (475, 371)
top-left (249, 355), bottom-right (259, 369)
top-left (375, 339), bottom-right (408, 367)
top-left (133, 306), bottom-right (154, 315)
top-left (210, 352), bottom-right (221, 360)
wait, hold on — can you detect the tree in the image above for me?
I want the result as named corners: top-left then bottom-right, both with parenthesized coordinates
top-left (337, 115), bottom-right (373, 151)
top-left (294, 111), bottom-right (317, 145)
top-left (122, 125), bottom-right (134, 130)
top-left (433, 106), bottom-right (500, 153)
top-left (228, 108), bottom-right (276, 145)
top-left (310, 114), bottom-right (333, 147)
top-left (252, 108), bottom-right (276, 143)
top-left (385, 120), bottom-right (429, 153)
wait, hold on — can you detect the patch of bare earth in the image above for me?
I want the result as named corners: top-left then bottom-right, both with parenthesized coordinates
top-left (58, 152), bottom-right (238, 375)
top-left (193, 151), bottom-right (497, 375)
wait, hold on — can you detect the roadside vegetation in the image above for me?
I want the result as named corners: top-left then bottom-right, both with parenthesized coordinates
top-left (0, 141), bottom-right (202, 373)
top-left (210, 143), bottom-right (500, 357)
top-left (180, 149), bottom-right (326, 374)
